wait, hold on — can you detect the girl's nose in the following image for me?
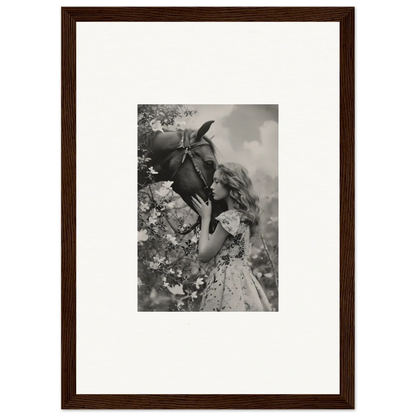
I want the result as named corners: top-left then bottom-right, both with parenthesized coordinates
top-left (210, 183), bottom-right (215, 190)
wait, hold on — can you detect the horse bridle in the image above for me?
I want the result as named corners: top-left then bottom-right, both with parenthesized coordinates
top-left (150, 128), bottom-right (215, 235)
top-left (168, 128), bottom-right (214, 192)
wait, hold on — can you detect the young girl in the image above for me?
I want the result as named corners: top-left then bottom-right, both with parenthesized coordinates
top-left (191, 162), bottom-right (273, 312)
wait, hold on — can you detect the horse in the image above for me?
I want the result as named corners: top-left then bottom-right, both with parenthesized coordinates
top-left (138, 120), bottom-right (227, 234)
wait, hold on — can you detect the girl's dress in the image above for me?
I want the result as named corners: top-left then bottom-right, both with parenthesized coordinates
top-left (199, 210), bottom-right (273, 311)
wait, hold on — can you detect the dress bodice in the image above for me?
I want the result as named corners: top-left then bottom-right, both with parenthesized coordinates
top-left (214, 210), bottom-right (251, 268)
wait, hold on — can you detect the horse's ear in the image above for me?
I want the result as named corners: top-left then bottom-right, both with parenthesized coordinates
top-left (196, 120), bottom-right (215, 141)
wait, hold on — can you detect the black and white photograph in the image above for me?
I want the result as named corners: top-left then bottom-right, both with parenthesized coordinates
top-left (138, 105), bottom-right (278, 311)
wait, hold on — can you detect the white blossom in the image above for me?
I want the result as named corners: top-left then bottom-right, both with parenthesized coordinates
top-left (165, 234), bottom-right (178, 245)
top-left (162, 181), bottom-right (174, 189)
top-left (148, 255), bottom-right (167, 270)
top-left (195, 277), bottom-right (205, 289)
top-left (138, 156), bottom-right (151, 163)
top-left (137, 229), bottom-right (149, 242)
top-left (139, 202), bottom-right (150, 212)
top-left (148, 261), bottom-right (158, 270)
top-left (154, 255), bottom-right (165, 264)
top-left (148, 166), bottom-right (159, 175)
top-left (148, 216), bottom-right (157, 226)
top-left (167, 284), bottom-right (185, 295)
top-left (155, 187), bottom-right (171, 197)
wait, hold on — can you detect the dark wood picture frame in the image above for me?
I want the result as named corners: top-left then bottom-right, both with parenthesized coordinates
top-left (62, 7), bottom-right (354, 409)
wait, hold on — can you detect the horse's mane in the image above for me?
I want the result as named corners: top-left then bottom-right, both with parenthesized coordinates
top-left (201, 135), bottom-right (219, 158)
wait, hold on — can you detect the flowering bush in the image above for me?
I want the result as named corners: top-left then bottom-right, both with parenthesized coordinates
top-left (138, 172), bottom-right (215, 311)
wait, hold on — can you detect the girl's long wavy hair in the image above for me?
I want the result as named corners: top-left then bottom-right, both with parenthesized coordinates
top-left (216, 162), bottom-right (260, 236)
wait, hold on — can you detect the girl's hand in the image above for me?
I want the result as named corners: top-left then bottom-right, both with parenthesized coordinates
top-left (191, 194), bottom-right (212, 220)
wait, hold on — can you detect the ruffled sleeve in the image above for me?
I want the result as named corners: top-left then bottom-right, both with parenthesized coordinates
top-left (216, 210), bottom-right (240, 236)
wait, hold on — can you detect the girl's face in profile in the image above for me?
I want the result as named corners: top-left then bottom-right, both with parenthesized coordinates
top-left (210, 170), bottom-right (229, 201)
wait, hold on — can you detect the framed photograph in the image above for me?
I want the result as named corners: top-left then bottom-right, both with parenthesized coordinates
top-left (62, 7), bottom-right (354, 409)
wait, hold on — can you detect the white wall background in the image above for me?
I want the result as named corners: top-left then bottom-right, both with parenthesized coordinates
top-left (77, 21), bottom-right (339, 395)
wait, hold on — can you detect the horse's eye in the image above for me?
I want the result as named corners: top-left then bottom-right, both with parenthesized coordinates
top-left (204, 160), bottom-right (215, 169)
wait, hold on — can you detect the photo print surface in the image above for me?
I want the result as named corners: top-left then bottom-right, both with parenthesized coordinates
top-left (138, 105), bottom-right (278, 311)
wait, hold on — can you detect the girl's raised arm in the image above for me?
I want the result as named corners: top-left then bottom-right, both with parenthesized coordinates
top-left (197, 220), bottom-right (229, 263)
top-left (191, 194), bottom-right (230, 263)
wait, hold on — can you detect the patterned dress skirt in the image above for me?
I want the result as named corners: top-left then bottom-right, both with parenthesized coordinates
top-left (200, 259), bottom-right (272, 312)
top-left (199, 209), bottom-right (273, 312)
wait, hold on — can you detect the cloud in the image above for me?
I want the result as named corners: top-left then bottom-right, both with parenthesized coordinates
top-left (242, 120), bottom-right (278, 177)
top-left (177, 105), bottom-right (278, 179)
top-left (214, 120), bottom-right (278, 179)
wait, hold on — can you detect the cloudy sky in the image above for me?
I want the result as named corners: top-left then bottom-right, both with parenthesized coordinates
top-left (176, 105), bottom-right (278, 179)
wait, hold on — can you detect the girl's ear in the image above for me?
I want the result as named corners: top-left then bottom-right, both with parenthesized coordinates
top-left (196, 120), bottom-right (215, 141)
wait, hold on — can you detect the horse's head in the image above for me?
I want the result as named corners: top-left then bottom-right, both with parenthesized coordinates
top-left (150, 121), bottom-right (227, 233)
